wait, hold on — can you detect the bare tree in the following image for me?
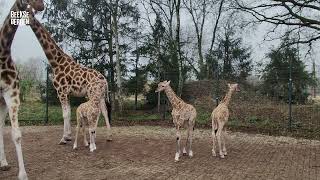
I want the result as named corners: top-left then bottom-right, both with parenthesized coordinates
top-left (183, 0), bottom-right (212, 79)
top-left (111, 0), bottom-right (123, 112)
top-left (234, 0), bottom-right (320, 45)
top-left (174, 0), bottom-right (183, 96)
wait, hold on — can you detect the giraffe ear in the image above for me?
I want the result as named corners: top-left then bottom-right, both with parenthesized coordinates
top-left (227, 83), bottom-right (231, 88)
top-left (167, 80), bottom-right (171, 85)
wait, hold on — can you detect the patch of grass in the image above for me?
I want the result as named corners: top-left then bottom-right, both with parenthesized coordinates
top-left (196, 110), bottom-right (211, 125)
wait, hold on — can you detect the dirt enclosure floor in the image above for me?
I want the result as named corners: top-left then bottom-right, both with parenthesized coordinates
top-left (1, 126), bottom-right (320, 180)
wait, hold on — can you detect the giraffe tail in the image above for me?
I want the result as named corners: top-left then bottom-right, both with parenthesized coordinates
top-left (105, 96), bottom-right (112, 124)
top-left (104, 82), bottom-right (112, 124)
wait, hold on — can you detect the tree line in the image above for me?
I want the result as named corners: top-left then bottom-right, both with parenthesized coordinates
top-left (5, 0), bottom-right (318, 107)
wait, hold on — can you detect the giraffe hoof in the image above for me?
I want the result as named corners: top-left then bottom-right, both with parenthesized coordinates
top-left (65, 137), bottom-right (72, 141)
top-left (58, 140), bottom-right (67, 145)
top-left (0, 165), bottom-right (11, 171)
top-left (188, 151), bottom-right (193, 157)
top-left (182, 148), bottom-right (187, 156)
top-left (175, 153), bottom-right (180, 162)
top-left (220, 155), bottom-right (225, 159)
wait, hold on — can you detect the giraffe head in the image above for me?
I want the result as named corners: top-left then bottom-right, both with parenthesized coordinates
top-left (228, 83), bottom-right (240, 92)
top-left (155, 80), bottom-right (171, 92)
top-left (23, 0), bottom-right (45, 12)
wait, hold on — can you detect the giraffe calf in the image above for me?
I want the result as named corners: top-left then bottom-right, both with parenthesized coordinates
top-left (73, 99), bottom-right (101, 152)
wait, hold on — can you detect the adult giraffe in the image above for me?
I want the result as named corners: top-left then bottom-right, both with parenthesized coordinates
top-left (0, 0), bottom-right (44, 179)
top-left (27, 8), bottom-right (112, 145)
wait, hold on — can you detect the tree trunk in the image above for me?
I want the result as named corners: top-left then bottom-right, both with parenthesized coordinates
top-left (135, 51), bottom-right (139, 110)
top-left (208, 0), bottom-right (224, 79)
top-left (112, 0), bottom-right (123, 112)
top-left (157, 38), bottom-right (161, 113)
top-left (175, 0), bottom-right (183, 97)
top-left (108, 11), bottom-right (116, 110)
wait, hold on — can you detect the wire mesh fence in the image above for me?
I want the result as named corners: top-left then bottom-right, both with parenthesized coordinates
top-left (5, 66), bottom-right (320, 141)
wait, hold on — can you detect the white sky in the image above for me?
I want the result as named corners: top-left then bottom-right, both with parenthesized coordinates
top-left (0, 0), bottom-right (319, 78)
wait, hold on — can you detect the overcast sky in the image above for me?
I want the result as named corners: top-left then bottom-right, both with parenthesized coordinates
top-left (1, 0), bottom-right (319, 76)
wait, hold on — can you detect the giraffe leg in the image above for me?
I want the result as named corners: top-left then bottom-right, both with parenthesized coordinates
top-left (73, 124), bottom-right (79, 150)
top-left (175, 127), bottom-right (181, 162)
top-left (222, 129), bottom-right (227, 156)
top-left (211, 121), bottom-right (217, 157)
top-left (100, 98), bottom-right (112, 141)
top-left (89, 128), bottom-right (96, 152)
top-left (216, 124), bottom-right (225, 159)
top-left (82, 126), bottom-right (89, 147)
top-left (188, 122), bottom-right (194, 158)
top-left (183, 129), bottom-right (188, 156)
top-left (3, 90), bottom-right (28, 180)
top-left (58, 96), bottom-right (72, 145)
top-left (0, 99), bottom-right (9, 171)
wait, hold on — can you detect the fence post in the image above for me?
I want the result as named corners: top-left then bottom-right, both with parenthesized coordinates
top-left (215, 65), bottom-right (219, 107)
top-left (288, 57), bottom-right (293, 131)
top-left (45, 64), bottom-right (49, 125)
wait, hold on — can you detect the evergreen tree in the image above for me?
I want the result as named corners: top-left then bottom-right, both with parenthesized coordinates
top-left (262, 38), bottom-right (315, 104)
top-left (207, 26), bottom-right (252, 81)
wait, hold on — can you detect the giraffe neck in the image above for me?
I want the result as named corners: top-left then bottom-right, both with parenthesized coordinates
top-left (0, 0), bottom-right (27, 57)
top-left (28, 14), bottom-right (74, 69)
top-left (164, 86), bottom-right (183, 109)
top-left (221, 88), bottom-right (234, 107)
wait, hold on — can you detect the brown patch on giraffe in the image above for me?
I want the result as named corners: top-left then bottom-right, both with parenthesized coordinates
top-left (52, 49), bottom-right (57, 55)
top-left (14, 98), bottom-right (19, 104)
top-left (59, 57), bottom-right (65, 64)
top-left (7, 60), bottom-right (15, 70)
top-left (62, 61), bottom-right (69, 67)
top-left (1, 62), bottom-right (6, 69)
top-left (11, 91), bottom-right (18, 98)
top-left (43, 42), bottom-right (49, 50)
top-left (59, 66), bottom-right (65, 72)
top-left (64, 66), bottom-right (70, 74)
top-left (60, 77), bottom-right (66, 85)
top-left (1, 71), bottom-right (15, 84)
top-left (53, 81), bottom-right (59, 88)
top-left (55, 73), bottom-right (63, 82)
top-left (70, 70), bottom-right (75, 77)
top-left (50, 44), bottom-right (54, 49)
top-left (12, 106), bottom-right (17, 114)
top-left (46, 50), bottom-right (53, 59)
top-left (66, 75), bottom-right (72, 84)
top-left (12, 80), bottom-right (19, 89)
top-left (98, 74), bottom-right (105, 80)
top-left (50, 61), bottom-right (58, 68)
top-left (74, 72), bottom-right (81, 78)
top-left (81, 71), bottom-right (87, 78)
top-left (1, 39), bottom-right (6, 48)
top-left (3, 25), bottom-right (9, 35)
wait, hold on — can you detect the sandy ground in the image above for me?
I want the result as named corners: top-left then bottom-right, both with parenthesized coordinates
top-left (0, 125), bottom-right (319, 180)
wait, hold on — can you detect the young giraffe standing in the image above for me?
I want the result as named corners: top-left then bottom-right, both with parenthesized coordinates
top-left (0, 0), bottom-right (44, 179)
top-left (73, 84), bottom-right (104, 152)
top-left (211, 83), bottom-right (240, 158)
top-left (26, 10), bottom-right (112, 144)
top-left (155, 80), bottom-right (197, 162)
